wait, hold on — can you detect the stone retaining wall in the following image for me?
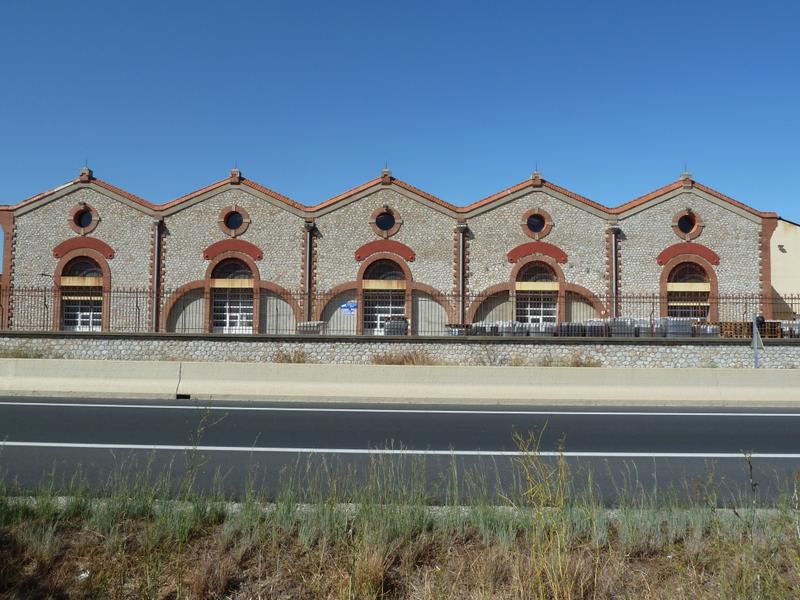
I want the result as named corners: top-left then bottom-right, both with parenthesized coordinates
top-left (0, 333), bottom-right (798, 369)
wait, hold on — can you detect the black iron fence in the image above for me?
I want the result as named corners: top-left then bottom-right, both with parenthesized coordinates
top-left (1, 286), bottom-right (799, 339)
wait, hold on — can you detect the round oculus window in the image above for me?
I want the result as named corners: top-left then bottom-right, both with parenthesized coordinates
top-left (74, 209), bottom-right (93, 229)
top-left (526, 214), bottom-right (546, 233)
top-left (677, 214), bottom-right (695, 235)
top-left (375, 211), bottom-right (396, 231)
top-left (224, 211), bottom-right (244, 230)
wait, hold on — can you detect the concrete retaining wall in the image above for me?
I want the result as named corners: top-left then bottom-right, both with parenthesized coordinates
top-left (0, 332), bottom-right (798, 369)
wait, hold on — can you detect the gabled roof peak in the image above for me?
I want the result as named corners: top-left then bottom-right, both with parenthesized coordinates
top-left (2, 168), bottom-right (777, 220)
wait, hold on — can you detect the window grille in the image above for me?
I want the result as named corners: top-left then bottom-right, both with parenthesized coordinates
top-left (212, 289), bottom-right (254, 333)
top-left (61, 287), bottom-right (102, 332)
top-left (363, 291), bottom-right (405, 335)
top-left (667, 292), bottom-right (710, 319)
top-left (515, 292), bottom-right (558, 324)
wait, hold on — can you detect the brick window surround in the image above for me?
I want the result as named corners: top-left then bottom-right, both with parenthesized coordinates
top-left (68, 203), bottom-right (100, 235)
top-left (52, 248), bottom-right (112, 331)
top-left (520, 208), bottom-right (554, 240)
top-left (671, 209), bottom-right (704, 241)
top-left (218, 206), bottom-right (251, 237)
top-left (370, 206), bottom-right (403, 239)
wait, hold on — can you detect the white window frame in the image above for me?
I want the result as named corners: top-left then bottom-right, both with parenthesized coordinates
top-left (363, 291), bottom-right (405, 335)
top-left (515, 291), bottom-right (558, 325)
top-left (212, 288), bottom-right (254, 334)
top-left (61, 290), bottom-right (102, 332)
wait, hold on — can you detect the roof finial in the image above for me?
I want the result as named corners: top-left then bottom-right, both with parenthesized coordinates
top-left (78, 164), bottom-right (93, 183)
top-left (680, 165), bottom-right (693, 188)
top-left (229, 164), bottom-right (242, 183)
top-left (381, 162), bottom-right (392, 183)
top-left (531, 162), bottom-right (542, 184)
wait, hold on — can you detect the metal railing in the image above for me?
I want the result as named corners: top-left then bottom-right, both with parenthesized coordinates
top-left (1, 286), bottom-right (799, 339)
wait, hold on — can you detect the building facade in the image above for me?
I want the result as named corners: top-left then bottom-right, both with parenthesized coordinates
top-left (0, 167), bottom-right (796, 336)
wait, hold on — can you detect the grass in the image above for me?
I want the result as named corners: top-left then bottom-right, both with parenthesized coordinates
top-left (371, 350), bottom-right (443, 365)
top-left (2, 443), bottom-right (800, 598)
top-left (272, 348), bottom-right (315, 363)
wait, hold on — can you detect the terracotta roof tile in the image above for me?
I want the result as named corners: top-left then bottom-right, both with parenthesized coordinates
top-left (3, 172), bottom-right (776, 221)
top-left (241, 179), bottom-right (304, 210)
top-left (159, 178), bottom-right (230, 209)
top-left (611, 179), bottom-right (775, 218)
top-left (308, 177), bottom-right (384, 211)
top-left (460, 179), bottom-right (607, 213)
top-left (92, 178), bottom-right (157, 209)
top-left (610, 181), bottom-right (684, 214)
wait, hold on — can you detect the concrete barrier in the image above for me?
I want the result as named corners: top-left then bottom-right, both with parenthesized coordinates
top-left (176, 362), bottom-right (800, 405)
top-left (0, 359), bottom-right (798, 405)
top-left (0, 359), bottom-right (180, 399)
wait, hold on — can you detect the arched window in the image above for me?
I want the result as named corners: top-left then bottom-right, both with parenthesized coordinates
top-left (63, 257), bottom-right (103, 278)
top-left (211, 258), bottom-right (254, 334)
top-left (60, 257), bottom-right (103, 332)
top-left (516, 261), bottom-right (557, 282)
top-left (668, 262), bottom-right (708, 284)
top-left (211, 258), bottom-right (252, 279)
top-left (667, 261), bottom-right (710, 319)
top-left (515, 261), bottom-right (558, 325)
top-left (363, 259), bottom-right (405, 281)
top-left (362, 259), bottom-right (406, 335)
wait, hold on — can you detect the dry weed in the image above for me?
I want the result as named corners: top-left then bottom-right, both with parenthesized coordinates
top-left (272, 348), bottom-right (314, 363)
top-left (371, 350), bottom-right (442, 365)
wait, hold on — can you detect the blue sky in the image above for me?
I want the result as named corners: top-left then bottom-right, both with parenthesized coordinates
top-left (0, 0), bottom-right (798, 220)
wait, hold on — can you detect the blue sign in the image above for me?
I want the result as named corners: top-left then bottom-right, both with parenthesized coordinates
top-left (340, 300), bottom-right (357, 315)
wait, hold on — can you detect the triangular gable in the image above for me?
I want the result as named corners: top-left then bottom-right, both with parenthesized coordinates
top-left (9, 171), bottom-right (157, 217)
top-left (2, 169), bottom-right (777, 223)
top-left (159, 173), bottom-right (305, 217)
top-left (459, 175), bottom-right (609, 218)
top-left (307, 175), bottom-right (460, 218)
top-left (612, 178), bottom-right (776, 221)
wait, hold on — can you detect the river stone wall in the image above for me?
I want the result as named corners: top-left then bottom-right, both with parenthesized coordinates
top-left (0, 334), bottom-right (797, 369)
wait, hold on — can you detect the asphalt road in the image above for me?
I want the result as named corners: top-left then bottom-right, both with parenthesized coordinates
top-left (2, 397), bottom-right (800, 504)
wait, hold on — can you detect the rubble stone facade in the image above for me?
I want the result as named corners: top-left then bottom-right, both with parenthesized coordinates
top-left (0, 167), bottom-right (792, 334)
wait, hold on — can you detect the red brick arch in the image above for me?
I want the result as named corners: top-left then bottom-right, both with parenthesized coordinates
top-left (506, 241), bottom-right (568, 264)
top-left (466, 254), bottom-right (606, 324)
top-left (52, 248), bottom-right (112, 331)
top-left (160, 279), bottom-right (302, 333)
top-left (160, 251), bottom-right (301, 333)
top-left (202, 239), bottom-right (263, 261)
top-left (53, 237), bottom-right (115, 260)
top-left (659, 254), bottom-right (719, 321)
top-left (656, 242), bottom-right (720, 266)
top-left (354, 239), bottom-right (416, 262)
top-left (204, 251), bottom-right (262, 282)
top-left (311, 254), bottom-right (454, 333)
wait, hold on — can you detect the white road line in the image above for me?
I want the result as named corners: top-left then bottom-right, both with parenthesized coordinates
top-left (0, 401), bottom-right (798, 417)
top-left (1, 441), bottom-right (799, 458)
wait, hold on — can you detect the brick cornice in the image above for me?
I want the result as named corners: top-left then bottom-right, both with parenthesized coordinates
top-left (656, 242), bottom-right (720, 266)
top-left (354, 240), bottom-right (416, 262)
top-left (506, 241), bottom-right (568, 264)
top-left (52, 237), bottom-right (115, 259)
top-left (202, 239), bottom-right (263, 261)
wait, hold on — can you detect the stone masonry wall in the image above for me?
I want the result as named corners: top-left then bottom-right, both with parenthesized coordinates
top-left (11, 187), bottom-right (155, 330)
top-left (162, 187), bottom-right (306, 292)
top-left (314, 187), bottom-right (457, 293)
top-left (466, 191), bottom-right (609, 296)
top-left (12, 187), bottom-right (154, 289)
top-left (1, 334), bottom-right (798, 369)
top-left (618, 191), bottom-right (761, 295)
